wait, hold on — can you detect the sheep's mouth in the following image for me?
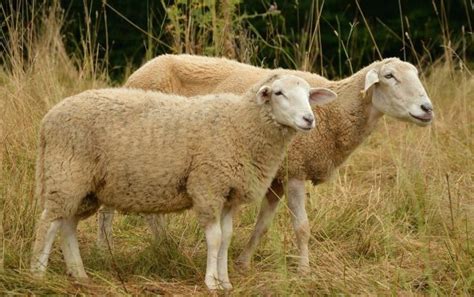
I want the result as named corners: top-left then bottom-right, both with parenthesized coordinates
top-left (296, 124), bottom-right (313, 132)
top-left (409, 112), bottom-right (433, 123)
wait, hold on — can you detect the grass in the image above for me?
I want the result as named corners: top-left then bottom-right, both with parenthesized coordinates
top-left (1, 1), bottom-right (473, 295)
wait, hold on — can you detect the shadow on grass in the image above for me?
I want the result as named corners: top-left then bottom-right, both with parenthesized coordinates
top-left (84, 235), bottom-right (201, 283)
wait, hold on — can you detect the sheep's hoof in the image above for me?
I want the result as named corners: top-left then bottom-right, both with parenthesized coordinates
top-left (30, 270), bottom-right (46, 279)
top-left (205, 277), bottom-right (233, 291)
top-left (65, 270), bottom-right (91, 285)
top-left (73, 276), bottom-right (92, 286)
top-left (96, 240), bottom-right (114, 251)
top-left (221, 281), bottom-right (233, 290)
top-left (234, 258), bottom-right (251, 273)
top-left (297, 264), bottom-right (310, 275)
top-left (205, 276), bottom-right (220, 291)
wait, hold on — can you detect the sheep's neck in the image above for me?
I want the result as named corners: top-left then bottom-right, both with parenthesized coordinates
top-left (331, 66), bottom-right (384, 131)
top-left (233, 100), bottom-right (295, 168)
top-left (293, 65), bottom-right (384, 183)
top-left (331, 67), bottom-right (383, 147)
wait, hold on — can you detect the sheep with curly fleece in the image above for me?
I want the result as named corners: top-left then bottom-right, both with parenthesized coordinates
top-left (30, 74), bottom-right (336, 290)
top-left (99, 54), bottom-right (434, 274)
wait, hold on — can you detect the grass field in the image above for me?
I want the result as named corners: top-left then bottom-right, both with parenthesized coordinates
top-left (1, 1), bottom-right (473, 295)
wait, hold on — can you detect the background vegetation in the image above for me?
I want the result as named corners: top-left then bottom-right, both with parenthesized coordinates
top-left (3, 0), bottom-right (470, 80)
top-left (1, 0), bottom-right (472, 295)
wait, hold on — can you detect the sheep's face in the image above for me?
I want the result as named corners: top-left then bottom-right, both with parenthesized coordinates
top-left (257, 75), bottom-right (337, 132)
top-left (366, 59), bottom-right (434, 126)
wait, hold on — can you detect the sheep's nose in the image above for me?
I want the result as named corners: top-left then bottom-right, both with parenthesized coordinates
top-left (303, 114), bottom-right (314, 125)
top-left (421, 103), bottom-right (433, 113)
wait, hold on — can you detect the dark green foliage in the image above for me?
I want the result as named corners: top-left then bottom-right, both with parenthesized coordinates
top-left (54, 0), bottom-right (472, 81)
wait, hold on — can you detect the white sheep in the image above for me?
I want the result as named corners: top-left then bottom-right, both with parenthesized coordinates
top-left (99, 54), bottom-right (434, 273)
top-left (30, 74), bottom-right (337, 290)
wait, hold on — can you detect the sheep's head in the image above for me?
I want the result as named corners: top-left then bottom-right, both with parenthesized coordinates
top-left (256, 75), bottom-right (337, 132)
top-left (364, 58), bottom-right (434, 126)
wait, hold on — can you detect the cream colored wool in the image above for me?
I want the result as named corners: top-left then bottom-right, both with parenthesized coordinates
top-left (31, 74), bottom-right (335, 290)
top-left (116, 54), bottom-right (434, 273)
top-left (125, 54), bottom-right (375, 182)
top-left (35, 88), bottom-right (291, 219)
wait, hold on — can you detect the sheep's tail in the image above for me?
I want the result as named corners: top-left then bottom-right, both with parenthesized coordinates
top-left (34, 126), bottom-right (46, 208)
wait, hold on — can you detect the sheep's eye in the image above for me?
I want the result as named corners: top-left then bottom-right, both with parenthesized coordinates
top-left (384, 73), bottom-right (394, 79)
top-left (275, 91), bottom-right (283, 96)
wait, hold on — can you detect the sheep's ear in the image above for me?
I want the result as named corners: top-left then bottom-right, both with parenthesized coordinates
top-left (364, 69), bottom-right (379, 92)
top-left (256, 86), bottom-right (272, 105)
top-left (308, 88), bottom-right (337, 106)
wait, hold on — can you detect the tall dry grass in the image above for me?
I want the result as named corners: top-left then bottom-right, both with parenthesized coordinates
top-left (0, 0), bottom-right (472, 295)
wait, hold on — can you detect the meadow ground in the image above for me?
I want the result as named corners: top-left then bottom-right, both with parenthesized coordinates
top-left (1, 3), bottom-right (473, 295)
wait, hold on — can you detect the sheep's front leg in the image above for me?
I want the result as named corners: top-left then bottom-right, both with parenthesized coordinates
top-left (287, 178), bottom-right (310, 274)
top-left (97, 206), bottom-right (115, 249)
top-left (236, 180), bottom-right (283, 270)
top-left (188, 172), bottom-right (230, 290)
top-left (204, 219), bottom-right (222, 290)
top-left (217, 205), bottom-right (236, 290)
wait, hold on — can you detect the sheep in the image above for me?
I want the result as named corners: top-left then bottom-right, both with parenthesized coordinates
top-left (30, 74), bottom-right (337, 290)
top-left (98, 54), bottom-right (434, 274)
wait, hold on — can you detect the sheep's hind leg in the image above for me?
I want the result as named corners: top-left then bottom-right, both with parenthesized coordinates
top-left (31, 209), bottom-right (62, 277)
top-left (287, 178), bottom-right (310, 274)
top-left (217, 205), bottom-right (236, 290)
top-left (60, 217), bottom-right (87, 279)
top-left (97, 205), bottom-right (115, 250)
top-left (146, 214), bottom-right (167, 240)
top-left (236, 180), bottom-right (283, 270)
